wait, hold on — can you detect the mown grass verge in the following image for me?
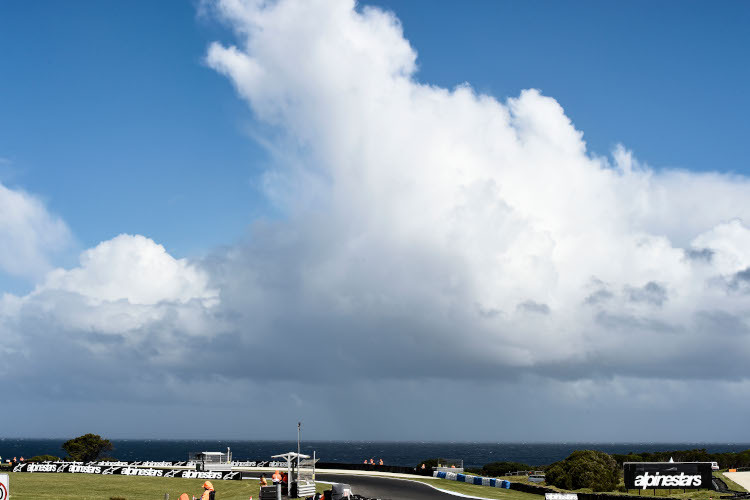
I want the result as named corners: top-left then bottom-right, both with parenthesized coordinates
top-left (5, 472), bottom-right (328, 500)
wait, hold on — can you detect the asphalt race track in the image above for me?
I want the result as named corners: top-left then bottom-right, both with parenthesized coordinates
top-left (316, 473), bottom-right (469, 500)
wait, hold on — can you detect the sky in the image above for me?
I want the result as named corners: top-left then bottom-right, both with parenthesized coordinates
top-left (1, 0), bottom-right (750, 442)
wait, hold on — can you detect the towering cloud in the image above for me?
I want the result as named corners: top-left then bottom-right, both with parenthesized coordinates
top-left (203, 0), bottom-right (750, 380)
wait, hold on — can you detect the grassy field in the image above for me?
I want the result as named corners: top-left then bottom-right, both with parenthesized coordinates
top-left (4, 472), bottom-right (328, 500)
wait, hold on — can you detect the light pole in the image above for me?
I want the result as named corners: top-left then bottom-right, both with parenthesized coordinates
top-left (297, 421), bottom-right (301, 472)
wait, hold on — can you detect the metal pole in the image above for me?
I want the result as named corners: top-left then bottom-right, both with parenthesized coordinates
top-left (297, 422), bottom-right (301, 474)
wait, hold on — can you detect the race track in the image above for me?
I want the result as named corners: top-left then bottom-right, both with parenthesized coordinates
top-left (316, 473), bottom-right (480, 500)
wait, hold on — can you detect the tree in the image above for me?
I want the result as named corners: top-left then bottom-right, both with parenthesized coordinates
top-left (545, 450), bottom-right (619, 492)
top-left (62, 434), bottom-right (113, 462)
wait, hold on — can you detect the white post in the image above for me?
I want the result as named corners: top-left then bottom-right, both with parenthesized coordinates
top-left (0, 473), bottom-right (9, 500)
top-left (297, 422), bottom-right (301, 485)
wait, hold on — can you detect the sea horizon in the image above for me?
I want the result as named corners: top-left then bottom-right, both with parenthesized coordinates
top-left (3, 438), bottom-right (749, 468)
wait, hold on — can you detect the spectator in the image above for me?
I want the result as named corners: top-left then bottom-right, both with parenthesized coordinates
top-left (272, 470), bottom-right (282, 484)
top-left (199, 480), bottom-right (215, 500)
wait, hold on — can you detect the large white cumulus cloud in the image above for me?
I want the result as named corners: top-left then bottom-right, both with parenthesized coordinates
top-left (38, 234), bottom-right (218, 307)
top-left (204, 0), bottom-right (750, 380)
top-left (0, 234), bottom-right (219, 382)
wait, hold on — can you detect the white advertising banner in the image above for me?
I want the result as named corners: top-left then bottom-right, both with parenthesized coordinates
top-left (545, 494), bottom-right (578, 500)
top-left (0, 473), bottom-right (8, 500)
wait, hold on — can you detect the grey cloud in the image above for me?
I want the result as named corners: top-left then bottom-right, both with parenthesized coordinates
top-left (685, 247), bottom-right (714, 262)
top-left (695, 309), bottom-right (749, 336)
top-left (476, 303), bottom-right (503, 318)
top-left (708, 267), bottom-right (750, 294)
top-left (585, 289), bottom-right (613, 305)
top-left (594, 310), bottom-right (678, 334)
top-left (728, 267), bottom-right (750, 293)
top-left (516, 300), bottom-right (550, 314)
top-left (625, 281), bottom-right (668, 306)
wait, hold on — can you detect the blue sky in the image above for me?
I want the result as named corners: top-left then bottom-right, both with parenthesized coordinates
top-left (2, 1), bottom-right (750, 441)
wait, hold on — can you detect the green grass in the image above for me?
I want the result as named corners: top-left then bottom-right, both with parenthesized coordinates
top-left (5, 472), bottom-right (328, 500)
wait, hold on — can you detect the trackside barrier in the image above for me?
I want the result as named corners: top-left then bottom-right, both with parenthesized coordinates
top-left (433, 471), bottom-right (510, 488)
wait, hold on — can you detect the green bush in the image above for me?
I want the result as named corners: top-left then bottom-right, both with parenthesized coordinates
top-left (545, 450), bottom-right (619, 492)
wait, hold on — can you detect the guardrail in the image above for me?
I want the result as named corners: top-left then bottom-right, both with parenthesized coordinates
top-left (433, 470), bottom-right (511, 488)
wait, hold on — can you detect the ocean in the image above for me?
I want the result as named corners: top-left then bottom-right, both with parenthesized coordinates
top-left (2, 440), bottom-right (749, 468)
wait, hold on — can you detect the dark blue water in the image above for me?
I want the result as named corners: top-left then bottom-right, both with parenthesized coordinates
top-left (2, 439), bottom-right (749, 468)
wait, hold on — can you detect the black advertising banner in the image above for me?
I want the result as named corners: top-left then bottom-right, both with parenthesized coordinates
top-left (12, 463), bottom-right (241, 481)
top-left (624, 462), bottom-right (712, 490)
